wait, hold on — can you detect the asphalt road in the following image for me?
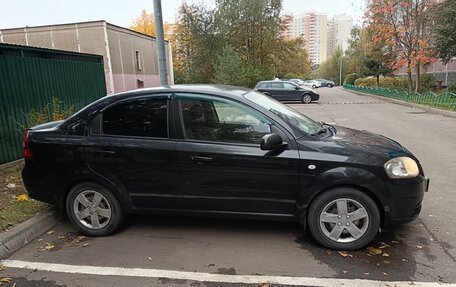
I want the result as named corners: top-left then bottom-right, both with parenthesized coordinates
top-left (1, 87), bottom-right (455, 287)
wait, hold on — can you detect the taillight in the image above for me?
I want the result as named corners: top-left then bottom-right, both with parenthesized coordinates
top-left (23, 131), bottom-right (33, 160)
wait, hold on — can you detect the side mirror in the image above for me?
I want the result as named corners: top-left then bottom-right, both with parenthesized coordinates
top-left (260, 133), bottom-right (288, 150)
top-left (295, 86), bottom-right (300, 90)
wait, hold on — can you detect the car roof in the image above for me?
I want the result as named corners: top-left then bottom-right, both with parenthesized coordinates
top-left (107, 84), bottom-right (252, 101)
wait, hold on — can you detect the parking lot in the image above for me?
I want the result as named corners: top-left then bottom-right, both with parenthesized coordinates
top-left (1, 87), bottom-right (456, 287)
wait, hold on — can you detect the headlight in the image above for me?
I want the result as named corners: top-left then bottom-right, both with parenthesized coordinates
top-left (384, 157), bottom-right (419, 179)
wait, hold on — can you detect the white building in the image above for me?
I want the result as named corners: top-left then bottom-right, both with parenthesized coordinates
top-left (327, 14), bottom-right (353, 57)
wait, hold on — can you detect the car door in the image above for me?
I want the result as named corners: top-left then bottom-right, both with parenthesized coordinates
top-left (283, 82), bottom-right (302, 101)
top-left (174, 93), bottom-right (300, 215)
top-left (269, 82), bottom-right (285, 100)
top-left (83, 95), bottom-right (182, 209)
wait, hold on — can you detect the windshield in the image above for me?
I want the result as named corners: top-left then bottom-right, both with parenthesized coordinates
top-left (244, 91), bottom-right (323, 137)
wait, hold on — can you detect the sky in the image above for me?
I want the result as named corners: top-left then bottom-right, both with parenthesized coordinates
top-left (0, 0), bottom-right (366, 30)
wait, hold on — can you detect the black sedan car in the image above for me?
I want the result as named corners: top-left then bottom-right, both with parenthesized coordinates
top-left (22, 85), bottom-right (428, 250)
top-left (254, 80), bottom-right (319, 104)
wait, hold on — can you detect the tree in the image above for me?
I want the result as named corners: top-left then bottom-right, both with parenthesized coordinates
top-left (171, 0), bottom-right (311, 85)
top-left (212, 46), bottom-right (245, 85)
top-left (131, 9), bottom-right (173, 40)
top-left (367, 0), bottom-right (437, 92)
top-left (316, 47), bottom-right (346, 85)
top-left (432, 0), bottom-right (456, 64)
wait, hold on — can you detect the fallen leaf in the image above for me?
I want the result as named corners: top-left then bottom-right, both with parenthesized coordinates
top-left (148, 257), bottom-right (152, 260)
top-left (383, 260), bottom-right (391, 264)
top-left (378, 242), bottom-right (390, 249)
top-left (382, 253), bottom-right (390, 257)
top-left (342, 270), bottom-right (348, 274)
top-left (0, 264), bottom-right (5, 271)
top-left (364, 273), bottom-right (370, 275)
top-left (367, 246), bottom-right (382, 255)
top-left (6, 183), bottom-right (16, 189)
top-left (16, 194), bottom-right (28, 202)
top-left (83, 243), bottom-right (89, 247)
top-left (0, 278), bottom-right (12, 283)
top-left (383, 272), bottom-right (388, 275)
top-left (47, 230), bottom-right (55, 235)
top-left (58, 235), bottom-right (65, 240)
top-left (416, 245), bottom-right (423, 249)
top-left (12, 283), bottom-right (17, 287)
top-left (391, 240), bottom-right (400, 244)
top-left (72, 235), bottom-right (86, 244)
top-left (428, 214), bottom-right (434, 217)
top-left (37, 239), bottom-right (43, 242)
top-left (44, 243), bottom-right (55, 250)
top-left (338, 251), bottom-right (350, 257)
top-left (429, 237), bottom-right (434, 242)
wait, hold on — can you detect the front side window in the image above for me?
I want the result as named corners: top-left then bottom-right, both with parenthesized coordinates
top-left (102, 98), bottom-right (168, 138)
top-left (178, 94), bottom-right (271, 144)
top-left (283, 82), bottom-right (297, 89)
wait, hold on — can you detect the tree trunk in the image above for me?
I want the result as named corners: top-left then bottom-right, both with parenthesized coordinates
top-left (376, 75), bottom-right (380, 87)
top-left (415, 62), bottom-right (421, 93)
top-left (407, 60), bottom-right (413, 93)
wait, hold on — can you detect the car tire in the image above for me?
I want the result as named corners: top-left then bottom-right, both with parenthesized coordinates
top-left (307, 187), bottom-right (380, 250)
top-left (327, 84), bottom-right (333, 88)
top-left (312, 85), bottom-right (316, 88)
top-left (302, 94), bottom-right (312, 104)
top-left (66, 182), bottom-right (125, 237)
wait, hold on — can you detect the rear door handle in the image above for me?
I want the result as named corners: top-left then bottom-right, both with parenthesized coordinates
top-left (91, 149), bottom-right (116, 155)
top-left (191, 155), bottom-right (213, 164)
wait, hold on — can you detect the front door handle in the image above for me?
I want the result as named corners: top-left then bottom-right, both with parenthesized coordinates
top-left (191, 155), bottom-right (213, 164)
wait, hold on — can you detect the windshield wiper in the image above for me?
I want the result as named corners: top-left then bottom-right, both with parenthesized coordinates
top-left (311, 127), bottom-right (327, 136)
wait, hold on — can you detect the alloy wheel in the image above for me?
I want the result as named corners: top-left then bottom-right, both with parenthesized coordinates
top-left (73, 190), bottom-right (112, 230)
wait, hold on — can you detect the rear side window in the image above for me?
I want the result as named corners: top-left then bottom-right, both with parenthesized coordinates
top-left (271, 82), bottom-right (283, 89)
top-left (102, 98), bottom-right (168, 138)
top-left (259, 82), bottom-right (271, 88)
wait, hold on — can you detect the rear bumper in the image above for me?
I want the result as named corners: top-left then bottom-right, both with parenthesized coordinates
top-left (22, 161), bottom-right (58, 206)
top-left (384, 175), bottom-right (428, 225)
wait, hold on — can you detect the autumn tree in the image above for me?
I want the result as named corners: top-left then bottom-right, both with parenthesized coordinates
top-left (367, 0), bottom-right (436, 92)
top-left (131, 9), bottom-right (173, 40)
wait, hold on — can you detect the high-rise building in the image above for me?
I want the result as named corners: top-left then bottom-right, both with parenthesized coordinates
top-left (327, 14), bottom-right (353, 57)
top-left (285, 12), bottom-right (328, 65)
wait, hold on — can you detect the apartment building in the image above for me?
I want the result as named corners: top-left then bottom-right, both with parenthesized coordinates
top-left (286, 12), bottom-right (328, 65)
top-left (327, 14), bottom-right (353, 57)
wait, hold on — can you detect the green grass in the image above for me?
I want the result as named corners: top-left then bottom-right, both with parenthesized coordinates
top-left (0, 200), bottom-right (46, 231)
top-left (0, 161), bottom-right (47, 232)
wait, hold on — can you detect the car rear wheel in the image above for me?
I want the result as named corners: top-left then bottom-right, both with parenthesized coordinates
top-left (302, 94), bottom-right (312, 104)
top-left (66, 182), bottom-right (125, 236)
top-left (307, 187), bottom-right (380, 250)
top-left (312, 85), bottom-right (316, 88)
top-left (327, 84), bottom-right (333, 88)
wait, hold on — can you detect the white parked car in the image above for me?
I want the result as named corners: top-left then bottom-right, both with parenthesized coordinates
top-left (303, 80), bottom-right (322, 88)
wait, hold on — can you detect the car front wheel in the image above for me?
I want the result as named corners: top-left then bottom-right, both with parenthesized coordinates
top-left (307, 187), bottom-right (380, 250)
top-left (302, 94), bottom-right (312, 104)
top-left (327, 84), bottom-right (333, 88)
top-left (66, 182), bottom-right (125, 236)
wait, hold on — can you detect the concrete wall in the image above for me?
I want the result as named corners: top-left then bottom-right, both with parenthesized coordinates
top-left (0, 21), bottom-right (174, 95)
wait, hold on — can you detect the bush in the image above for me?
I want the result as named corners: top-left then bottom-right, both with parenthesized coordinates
top-left (447, 81), bottom-right (456, 93)
top-left (344, 73), bottom-right (360, 85)
top-left (419, 74), bottom-right (436, 91)
top-left (354, 77), bottom-right (377, 87)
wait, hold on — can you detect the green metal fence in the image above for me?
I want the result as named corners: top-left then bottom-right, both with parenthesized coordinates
top-left (343, 84), bottom-right (456, 111)
top-left (0, 51), bottom-right (106, 165)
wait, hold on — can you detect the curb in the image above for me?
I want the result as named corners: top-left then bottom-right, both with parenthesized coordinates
top-left (344, 88), bottom-right (456, 118)
top-left (0, 159), bottom-right (23, 171)
top-left (0, 208), bottom-right (61, 259)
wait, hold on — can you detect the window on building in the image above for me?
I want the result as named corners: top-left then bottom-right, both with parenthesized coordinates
top-left (102, 98), bottom-right (168, 138)
top-left (135, 50), bottom-right (142, 71)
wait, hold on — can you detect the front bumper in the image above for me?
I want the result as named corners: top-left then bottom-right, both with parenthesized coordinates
top-left (384, 175), bottom-right (429, 226)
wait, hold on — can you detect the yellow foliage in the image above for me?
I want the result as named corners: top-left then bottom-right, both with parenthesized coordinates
top-left (131, 9), bottom-right (174, 40)
top-left (16, 194), bottom-right (29, 202)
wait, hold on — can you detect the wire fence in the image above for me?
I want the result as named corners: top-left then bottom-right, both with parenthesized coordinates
top-left (343, 84), bottom-right (456, 111)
